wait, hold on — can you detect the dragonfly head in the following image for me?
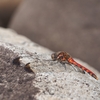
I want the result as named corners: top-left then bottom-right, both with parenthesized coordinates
top-left (51, 51), bottom-right (71, 63)
top-left (51, 52), bottom-right (57, 61)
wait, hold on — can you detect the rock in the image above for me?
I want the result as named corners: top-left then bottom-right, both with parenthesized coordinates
top-left (8, 0), bottom-right (100, 71)
top-left (0, 27), bottom-right (100, 100)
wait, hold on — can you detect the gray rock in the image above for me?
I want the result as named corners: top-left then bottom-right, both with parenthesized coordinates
top-left (0, 27), bottom-right (100, 100)
top-left (8, 0), bottom-right (100, 71)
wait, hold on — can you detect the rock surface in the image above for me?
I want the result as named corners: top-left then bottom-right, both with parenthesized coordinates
top-left (0, 27), bottom-right (100, 100)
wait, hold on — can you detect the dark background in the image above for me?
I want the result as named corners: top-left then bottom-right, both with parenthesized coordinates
top-left (0, 0), bottom-right (100, 71)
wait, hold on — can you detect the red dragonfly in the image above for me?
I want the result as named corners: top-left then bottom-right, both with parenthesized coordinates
top-left (51, 51), bottom-right (98, 80)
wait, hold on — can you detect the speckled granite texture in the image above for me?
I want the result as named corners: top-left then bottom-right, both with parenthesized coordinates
top-left (0, 27), bottom-right (100, 100)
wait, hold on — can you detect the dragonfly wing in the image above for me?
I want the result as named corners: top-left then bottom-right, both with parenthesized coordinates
top-left (70, 64), bottom-right (85, 74)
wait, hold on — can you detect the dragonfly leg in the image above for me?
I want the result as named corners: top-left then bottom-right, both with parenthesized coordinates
top-left (62, 63), bottom-right (66, 70)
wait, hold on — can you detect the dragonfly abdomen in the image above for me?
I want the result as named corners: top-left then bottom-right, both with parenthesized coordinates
top-left (68, 58), bottom-right (98, 80)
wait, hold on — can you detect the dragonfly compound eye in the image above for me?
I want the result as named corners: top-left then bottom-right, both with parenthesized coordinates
top-left (51, 53), bottom-right (57, 61)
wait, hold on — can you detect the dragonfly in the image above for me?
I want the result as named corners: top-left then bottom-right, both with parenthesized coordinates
top-left (51, 51), bottom-right (98, 80)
